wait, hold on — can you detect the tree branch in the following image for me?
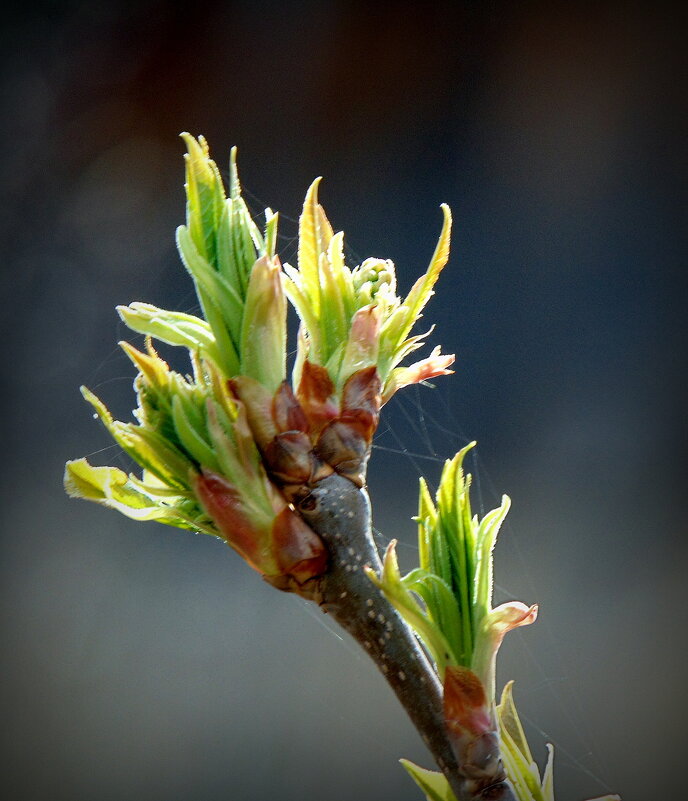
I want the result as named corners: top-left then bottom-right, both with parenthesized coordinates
top-left (296, 473), bottom-right (514, 801)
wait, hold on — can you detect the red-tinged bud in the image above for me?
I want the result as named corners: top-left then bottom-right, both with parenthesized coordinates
top-left (341, 364), bottom-right (381, 419)
top-left (313, 367), bottom-right (381, 485)
top-left (315, 419), bottom-right (370, 486)
top-left (296, 360), bottom-right (339, 435)
top-left (264, 431), bottom-right (325, 486)
top-left (272, 381), bottom-right (310, 433)
top-left (444, 665), bottom-right (493, 739)
top-left (340, 365), bottom-right (381, 443)
top-left (234, 364), bottom-right (382, 494)
top-left (194, 469), bottom-right (272, 571)
top-left (232, 375), bottom-right (333, 491)
top-left (270, 506), bottom-right (328, 584)
top-left (444, 666), bottom-right (508, 789)
top-left (193, 468), bottom-right (328, 586)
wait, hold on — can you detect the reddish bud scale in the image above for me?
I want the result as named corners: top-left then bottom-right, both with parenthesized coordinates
top-left (314, 418), bottom-right (370, 485)
top-left (443, 666), bottom-right (514, 801)
top-left (270, 506), bottom-right (329, 584)
top-left (272, 377), bottom-right (310, 432)
top-left (444, 666), bottom-right (492, 738)
top-left (193, 469), bottom-right (328, 587)
top-left (264, 430), bottom-right (320, 486)
top-left (296, 360), bottom-right (339, 435)
top-left (232, 362), bottom-right (382, 495)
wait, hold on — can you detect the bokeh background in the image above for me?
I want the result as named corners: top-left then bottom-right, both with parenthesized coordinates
top-left (2, 2), bottom-right (686, 799)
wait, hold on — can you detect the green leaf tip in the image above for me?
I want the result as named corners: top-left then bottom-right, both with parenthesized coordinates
top-left (175, 133), bottom-right (286, 387)
top-left (400, 759), bottom-right (457, 801)
top-left (496, 681), bottom-right (554, 801)
top-left (229, 144), bottom-right (241, 200)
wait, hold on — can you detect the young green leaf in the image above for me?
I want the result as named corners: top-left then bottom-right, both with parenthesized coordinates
top-left (400, 759), bottom-right (457, 801)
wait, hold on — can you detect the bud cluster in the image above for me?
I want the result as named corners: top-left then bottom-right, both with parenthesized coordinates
top-left (65, 134), bottom-right (455, 588)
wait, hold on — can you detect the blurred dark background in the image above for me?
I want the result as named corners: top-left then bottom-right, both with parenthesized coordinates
top-left (1, 2), bottom-right (686, 799)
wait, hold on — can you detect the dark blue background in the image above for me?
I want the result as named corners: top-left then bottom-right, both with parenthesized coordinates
top-left (2, 2), bottom-right (685, 799)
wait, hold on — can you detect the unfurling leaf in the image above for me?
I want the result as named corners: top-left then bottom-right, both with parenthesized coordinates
top-left (400, 759), bottom-right (457, 801)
